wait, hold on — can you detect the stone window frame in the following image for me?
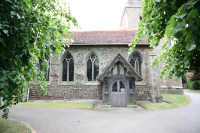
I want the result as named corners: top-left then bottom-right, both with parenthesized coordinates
top-left (59, 51), bottom-right (76, 85)
top-left (62, 53), bottom-right (74, 81)
top-left (128, 50), bottom-right (146, 85)
top-left (129, 52), bottom-right (142, 76)
top-left (83, 50), bottom-right (101, 85)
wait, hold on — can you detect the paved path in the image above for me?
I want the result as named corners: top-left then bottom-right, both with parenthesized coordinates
top-left (1, 91), bottom-right (200, 133)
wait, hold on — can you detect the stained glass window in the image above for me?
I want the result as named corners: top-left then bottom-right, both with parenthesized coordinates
top-left (87, 54), bottom-right (99, 81)
top-left (62, 53), bottom-right (74, 81)
top-left (87, 59), bottom-right (92, 81)
top-left (130, 60), bottom-right (135, 69)
top-left (62, 60), bottom-right (67, 81)
top-left (69, 60), bottom-right (74, 81)
top-left (129, 53), bottom-right (142, 76)
top-left (94, 60), bottom-right (99, 81)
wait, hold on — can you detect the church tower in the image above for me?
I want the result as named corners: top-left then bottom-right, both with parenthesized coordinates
top-left (120, 0), bottom-right (143, 30)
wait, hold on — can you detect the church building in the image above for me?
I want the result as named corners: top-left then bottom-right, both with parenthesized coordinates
top-left (30, 0), bottom-right (183, 107)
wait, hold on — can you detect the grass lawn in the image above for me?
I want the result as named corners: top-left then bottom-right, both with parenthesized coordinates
top-left (141, 94), bottom-right (190, 110)
top-left (16, 102), bottom-right (93, 109)
top-left (184, 89), bottom-right (200, 93)
top-left (0, 118), bottom-right (32, 133)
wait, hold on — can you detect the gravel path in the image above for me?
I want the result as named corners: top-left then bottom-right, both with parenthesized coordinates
top-left (1, 91), bottom-right (200, 133)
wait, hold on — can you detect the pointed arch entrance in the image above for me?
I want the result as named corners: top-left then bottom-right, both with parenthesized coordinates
top-left (111, 79), bottom-right (127, 107)
top-left (97, 53), bottom-right (143, 107)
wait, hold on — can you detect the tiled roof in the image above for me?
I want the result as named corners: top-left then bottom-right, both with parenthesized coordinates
top-left (97, 53), bottom-right (143, 81)
top-left (70, 30), bottom-right (148, 44)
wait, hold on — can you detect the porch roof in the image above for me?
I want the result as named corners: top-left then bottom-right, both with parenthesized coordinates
top-left (97, 53), bottom-right (143, 82)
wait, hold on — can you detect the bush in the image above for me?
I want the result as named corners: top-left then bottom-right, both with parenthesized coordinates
top-left (193, 81), bottom-right (200, 90)
top-left (186, 77), bottom-right (193, 90)
top-left (182, 75), bottom-right (187, 84)
top-left (186, 77), bottom-right (200, 90)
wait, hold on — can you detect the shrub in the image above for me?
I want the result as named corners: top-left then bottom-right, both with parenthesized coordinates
top-left (182, 75), bottom-right (187, 84)
top-left (186, 77), bottom-right (194, 90)
top-left (192, 82), bottom-right (200, 90)
top-left (186, 77), bottom-right (200, 90)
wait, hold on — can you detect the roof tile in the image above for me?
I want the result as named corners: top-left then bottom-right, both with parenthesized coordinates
top-left (70, 30), bottom-right (147, 44)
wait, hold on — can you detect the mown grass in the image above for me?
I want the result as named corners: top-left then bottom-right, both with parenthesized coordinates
top-left (141, 94), bottom-right (190, 110)
top-left (0, 118), bottom-right (32, 133)
top-left (184, 89), bottom-right (200, 93)
top-left (16, 102), bottom-right (93, 109)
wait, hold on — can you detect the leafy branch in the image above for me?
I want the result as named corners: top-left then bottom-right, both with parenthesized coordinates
top-left (131, 0), bottom-right (200, 79)
top-left (0, 0), bottom-right (78, 118)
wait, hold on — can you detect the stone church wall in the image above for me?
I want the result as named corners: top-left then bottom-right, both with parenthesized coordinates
top-left (30, 45), bottom-right (155, 101)
top-left (29, 0), bottom-right (183, 102)
top-left (120, 1), bottom-right (143, 30)
top-left (153, 38), bottom-right (183, 94)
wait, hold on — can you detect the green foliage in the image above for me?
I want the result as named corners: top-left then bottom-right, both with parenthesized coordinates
top-left (186, 77), bottom-right (200, 90)
top-left (186, 77), bottom-right (193, 90)
top-left (182, 75), bottom-right (187, 83)
top-left (0, 118), bottom-right (32, 133)
top-left (0, 0), bottom-right (78, 118)
top-left (192, 81), bottom-right (200, 90)
top-left (131, 0), bottom-right (200, 79)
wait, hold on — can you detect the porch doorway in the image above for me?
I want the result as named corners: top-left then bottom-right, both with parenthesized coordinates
top-left (111, 79), bottom-right (127, 107)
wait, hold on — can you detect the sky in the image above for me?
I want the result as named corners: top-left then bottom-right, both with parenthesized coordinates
top-left (66, 0), bottom-right (127, 31)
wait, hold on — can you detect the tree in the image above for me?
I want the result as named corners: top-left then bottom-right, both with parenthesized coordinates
top-left (131, 0), bottom-right (200, 79)
top-left (0, 0), bottom-right (78, 118)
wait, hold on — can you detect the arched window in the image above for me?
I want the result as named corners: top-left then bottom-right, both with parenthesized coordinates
top-left (87, 54), bottom-right (99, 81)
top-left (39, 56), bottom-right (50, 81)
top-left (129, 53), bottom-right (142, 76)
top-left (62, 53), bottom-right (74, 81)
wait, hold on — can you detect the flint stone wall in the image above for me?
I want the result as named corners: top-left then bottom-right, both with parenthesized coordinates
top-left (30, 45), bottom-right (154, 100)
top-left (153, 39), bottom-right (183, 94)
top-left (160, 89), bottom-right (184, 94)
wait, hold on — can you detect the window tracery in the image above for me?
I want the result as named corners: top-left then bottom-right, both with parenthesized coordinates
top-left (129, 52), bottom-right (142, 76)
top-left (87, 54), bottom-right (99, 81)
top-left (62, 53), bottom-right (74, 81)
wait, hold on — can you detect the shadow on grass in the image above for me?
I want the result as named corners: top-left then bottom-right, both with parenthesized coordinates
top-left (140, 94), bottom-right (190, 110)
top-left (0, 118), bottom-right (33, 133)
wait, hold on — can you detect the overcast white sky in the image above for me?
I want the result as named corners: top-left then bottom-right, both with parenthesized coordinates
top-left (66, 0), bottom-right (127, 31)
